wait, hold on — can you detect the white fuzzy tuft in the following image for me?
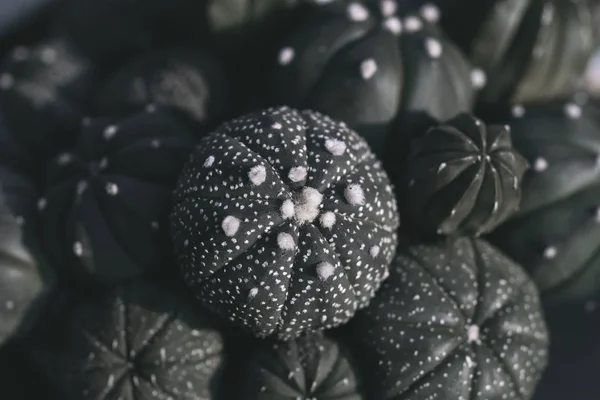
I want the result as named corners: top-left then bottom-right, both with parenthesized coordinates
top-left (380, 0), bottom-right (397, 17)
top-left (344, 184), bottom-right (365, 206)
top-left (281, 199), bottom-right (295, 219)
top-left (320, 212), bottom-right (336, 229)
top-left (278, 47), bottom-right (295, 65)
top-left (564, 103), bottom-right (582, 119)
top-left (511, 105), bottom-right (525, 118)
top-left (316, 262), bottom-right (336, 281)
top-left (466, 325), bottom-right (480, 343)
top-left (294, 187), bottom-right (323, 224)
top-left (288, 166), bottom-right (307, 182)
top-left (471, 68), bottom-right (487, 89)
top-left (105, 183), bottom-right (119, 196)
top-left (103, 125), bottom-right (118, 140)
top-left (404, 16), bottom-right (423, 32)
top-left (73, 241), bottom-right (83, 256)
top-left (347, 2), bottom-right (369, 21)
top-left (324, 138), bottom-right (346, 155)
top-left (420, 4), bottom-right (440, 23)
top-left (370, 245), bottom-right (380, 257)
top-left (425, 38), bottom-right (443, 58)
top-left (383, 17), bottom-right (402, 35)
top-left (203, 156), bottom-right (215, 167)
top-left (360, 59), bottom-right (378, 80)
top-left (248, 287), bottom-right (259, 299)
top-left (277, 232), bottom-right (296, 251)
top-left (249, 165), bottom-right (267, 186)
top-left (222, 216), bottom-right (240, 237)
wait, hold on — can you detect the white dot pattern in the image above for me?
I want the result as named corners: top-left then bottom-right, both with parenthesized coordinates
top-left (353, 238), bottom-right (549, 400)
top-left (171, 106), bottom-right (399, 339)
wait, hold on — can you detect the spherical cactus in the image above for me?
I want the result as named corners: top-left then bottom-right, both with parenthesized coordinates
top-left (401, 113), bottom-right (528, 237)
top-left (443, 0), bottom-right (596, 106)
top-left (171, 106), bottom-right (400, 340)
top-left (268, 1), bottom-right (476, 154)
top-left (95, 48), bottom-right (229, 128)
top-left (489, 98), bottom-right (600, 303)
top-left (38, 107), bottom-right (193, 282)
top-left (0, 37), bottom-right (98, 158)
top-left (352, 237), bottom-right (549, 400)
top-left (30, 280), bottom-right (226, 400)
top-left (239, 333), bottom-right (365, 399)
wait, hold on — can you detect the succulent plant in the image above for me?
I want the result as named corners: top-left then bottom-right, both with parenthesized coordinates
top-left (38, 107), bottom-right (193, 282)
top-left (401, 113), bottom-right (528, 237)
top-left (239, 333), bottom-right (365, 399)
top-left (171, 106), bottom-right (399, 340)
top-left (443, 0), bottom-right (596, 107)
top-left (95, 48), bottom-right (228, 128)
top-left (0, 37), bottom-right (97, 158)
top-left (489, 98), bottom-right (600, 304)
top-left (352, 237), bottom-right (549, 400)
top-left (31, 280), bottom-right (226, 400)
top-left (268, 0), bottom-right (476, 154)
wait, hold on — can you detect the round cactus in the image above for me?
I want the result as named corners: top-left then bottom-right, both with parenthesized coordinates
top-left (401, 113), bottom-right (528, 237)
top-left (171, 106), bottom-right (400, 340)
top-left (489, 98), bottom-right (600, 303)
top-left (352, 237), bottom-right (549, 400)
top-left (239, 333), bottom-right (364, 399)
top-left (31, 280), bottom-right (226, 400)
top-left (95, 48), bottom-right (229, 128)
top-left (443, 0), bottom-right (596, 106)
top-left (268, 0), bottom-right (476, 154)
top-left (38, 107), bottom-right (193, 282)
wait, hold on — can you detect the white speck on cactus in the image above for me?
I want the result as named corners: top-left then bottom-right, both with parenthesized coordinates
top-left (183, 239), bottom-right (189, 247)
top-left (466, 355), bottom-right (476, 368)
top-left (543, 246), bottom-right (557, 259)
top-left (222, 216), bottom-right (240, 237)
top-left (316, 262), bottom-right (335, 281)
top-left (151, 139), bottom-right (161, 148)
top-left (151, 221), bottom-right (159, 230)
top-left (533, 158), bottom-right (548, 172)
top-left (324, 138), bottom-right (347, 155)
top-left (249, 165), bottom-right (267, 186)
top-left (103, 125), bottom-right (118, 140)
top-left (37, 197), bottom-right (47, 211)
top-left (383, 17), bottom-right (402, 35)
top-left (564, 103), bottom-right (582, 119)
top-left (404, 16), bottom-right (423, 32)
top-left (437, 162), bottom-right (447, 173)
top-left (145, 103), bottom-right (157, 113)
top-left (541, 3), bottom-right (554, 25)
top-left (425, 38), bottom-right (443, 58)
top-left (466, 324), bottom-right (481, 343)
top-left (511, 105), bottom-right (525, 118)
top-left (320, 212), bottom-right (336, 229)
top-left (421, 4), bottom-right (440, 23)
top-left (272, 122), bottom-right (282, 130)
top-left (203, 156), bottom-right (215, 167)
top-left (288, 166), bottom-right (307, 182)
top-left (277, 232), bottom-right (296, 251)
top-left (107, 374), bottom-right (115, 388)
top-left (73, 241), bottom-right (83, 256)
top-left (248, 287), bottom-right (259, 299)
top-left (471, 68), bottom-right (487, 88)
top-left (347, 2), bottom-right (369, 21)
top-left (281, 199), bottom-right (295, 219)
top-left (380, 0), bottom-right (397, 17)
top-left (345, 183), bottom-right (365, 206)
top-left (0, 73), bottom-right (14, 89)
top-left (360, 58), bottom-right (378, 80)
top-left (370, 245), bottom-right (380, 257)
top-left (278, 47), bottom-right (295, 65)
